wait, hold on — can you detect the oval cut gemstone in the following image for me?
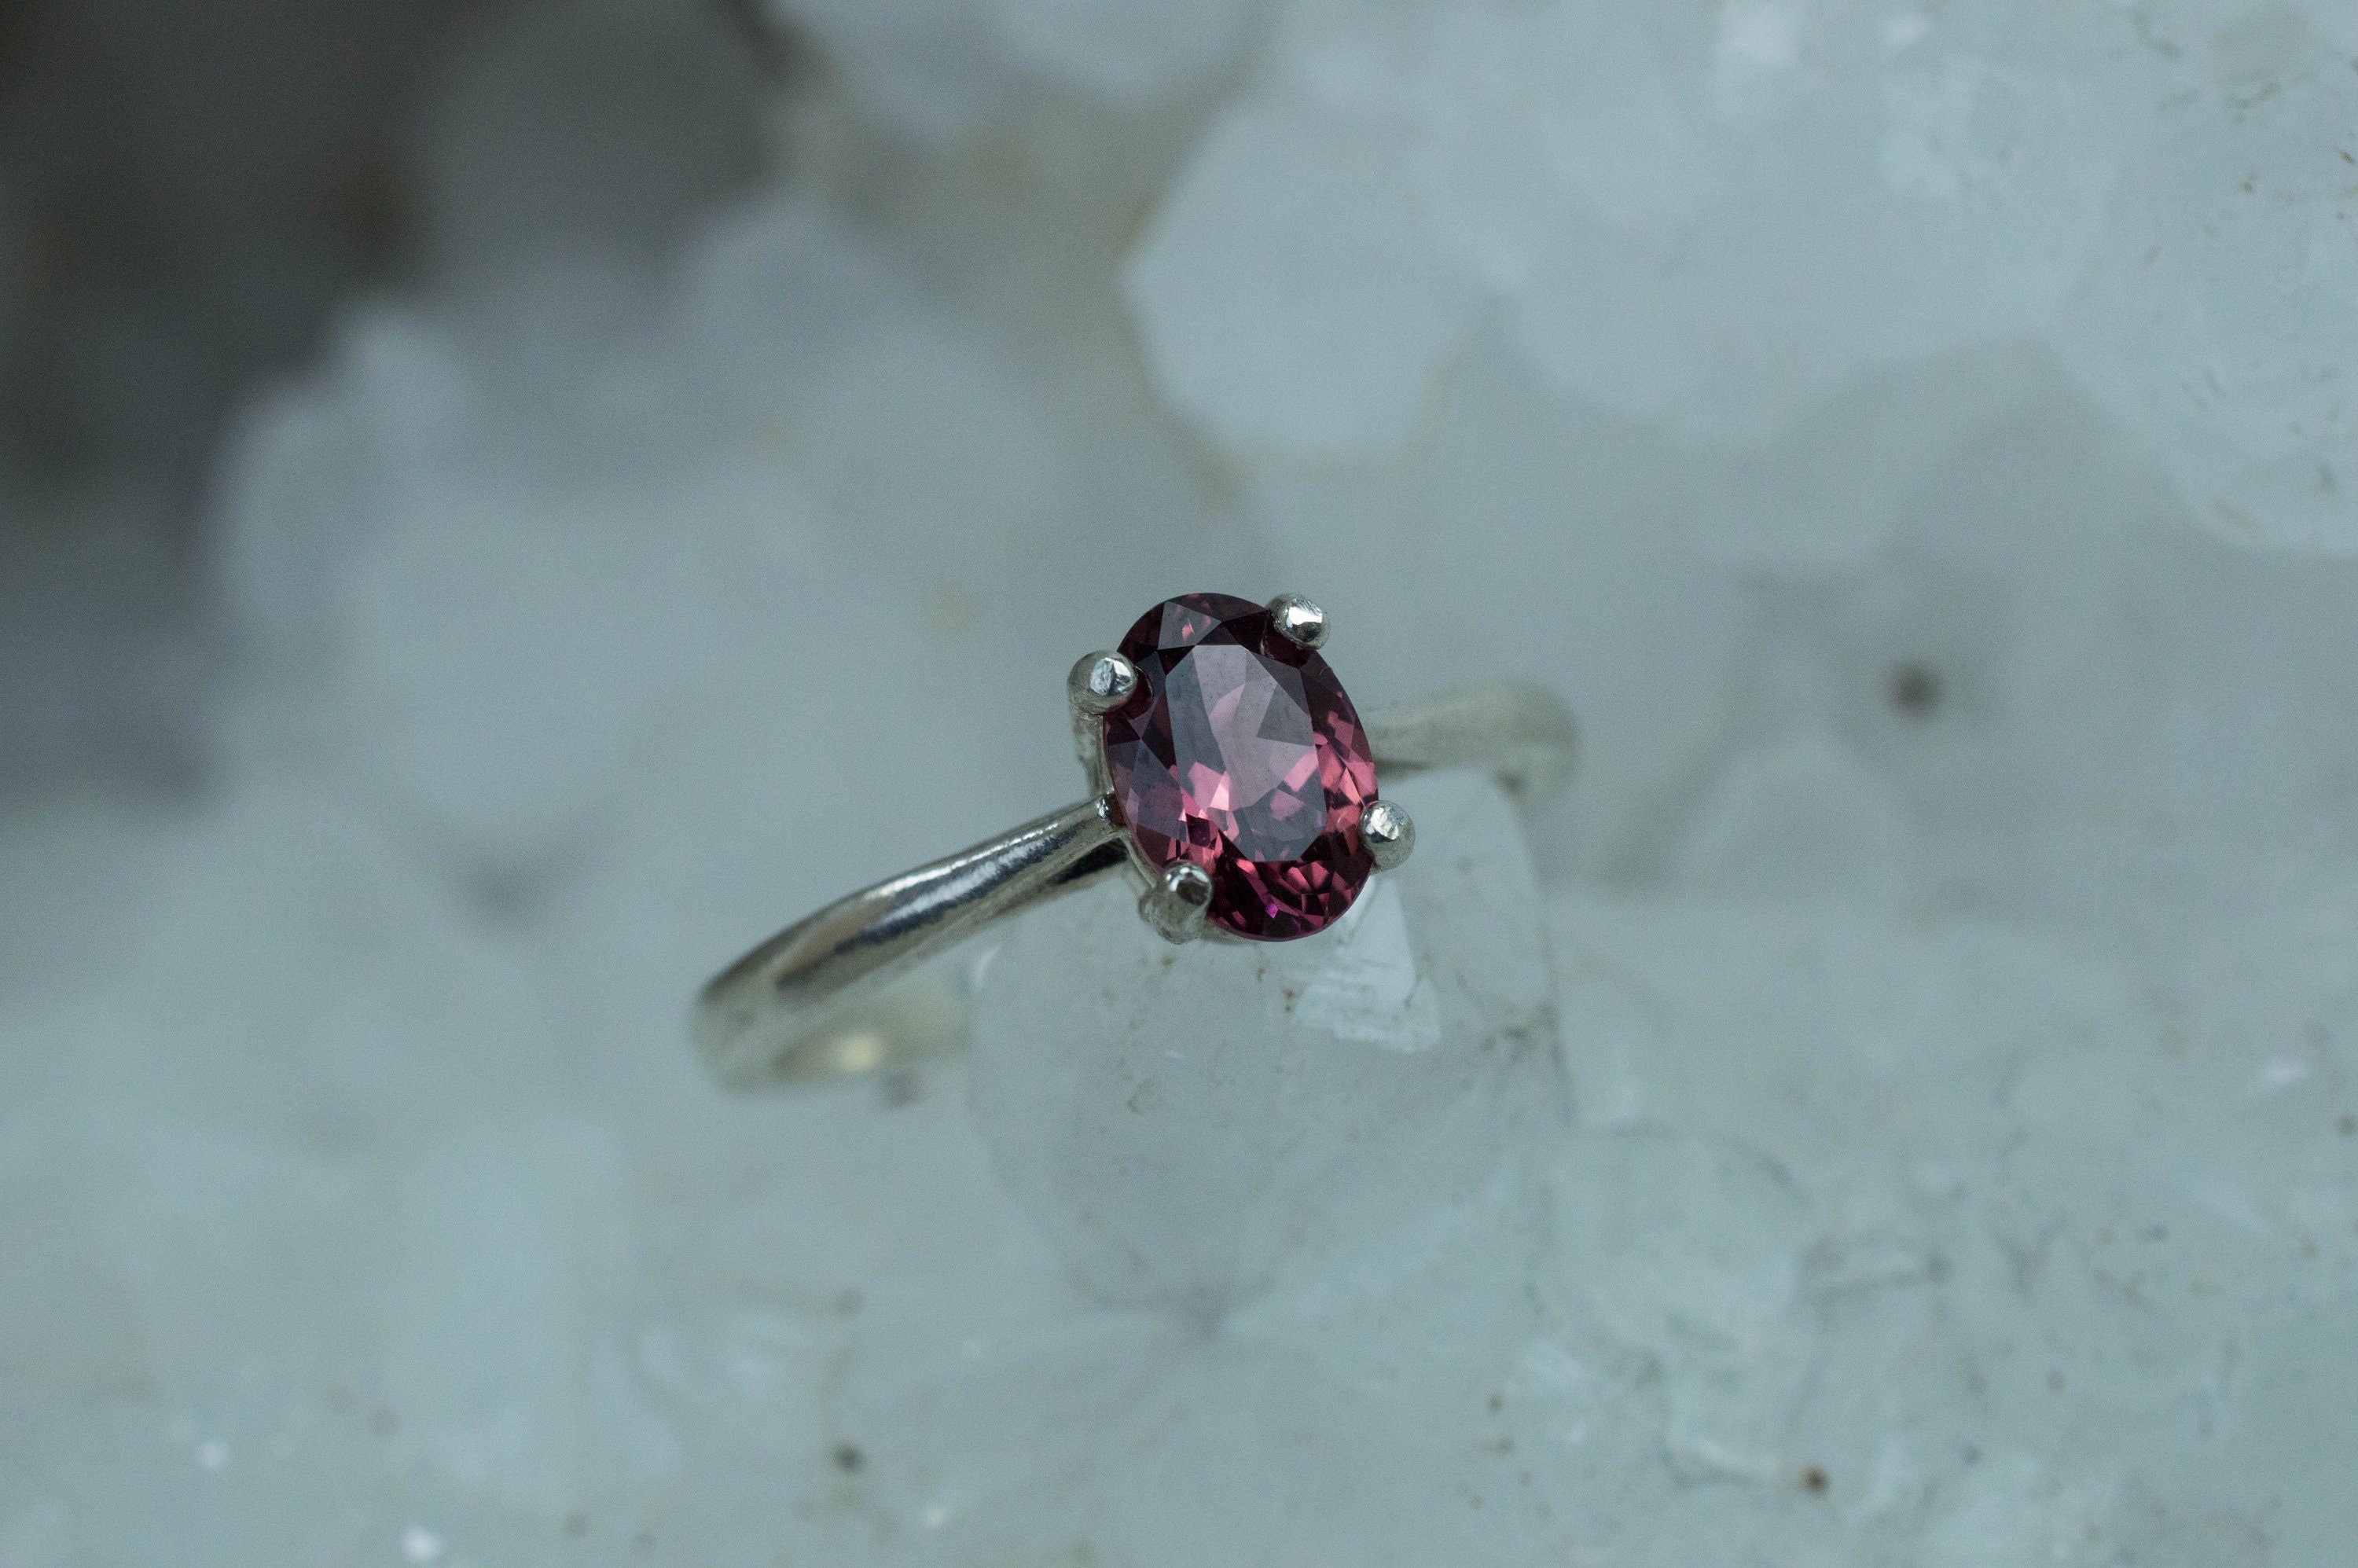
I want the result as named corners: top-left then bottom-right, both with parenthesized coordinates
top-left (1102, 592), bottom-right (1379, 940)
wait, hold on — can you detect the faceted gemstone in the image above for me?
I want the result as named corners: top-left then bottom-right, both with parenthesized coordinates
top-left (1103, 592), bottom-right (1380, 940)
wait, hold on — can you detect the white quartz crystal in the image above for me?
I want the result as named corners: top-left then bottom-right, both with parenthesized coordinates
top-left (968, 772), bottom-right (1560, 1307)
top-left (1129, 0), bottom-right (2142, 448)
top-left (2059, 17), bottom-right (2358, 552)
top-left (1126, 94), bottom-right (1475, 458)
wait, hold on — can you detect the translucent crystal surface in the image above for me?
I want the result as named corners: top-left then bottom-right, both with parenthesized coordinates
top-left (969, 772), bottom-right (1559, 1307)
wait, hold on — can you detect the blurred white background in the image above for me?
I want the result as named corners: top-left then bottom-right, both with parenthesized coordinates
top-left (2, 1), bottom-right (2356, 1562)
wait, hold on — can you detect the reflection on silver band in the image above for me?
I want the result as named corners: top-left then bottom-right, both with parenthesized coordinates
top-left (691, 681), bottom-right (1574, 1092)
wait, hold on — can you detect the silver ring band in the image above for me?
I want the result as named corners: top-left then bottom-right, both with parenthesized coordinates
top-left (692, 678), bottom-right (1574, 1092)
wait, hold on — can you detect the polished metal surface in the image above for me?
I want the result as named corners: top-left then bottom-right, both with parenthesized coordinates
top-left (1266, 593), bottom-right (1329, 649)
top-left (692, 678), bottom-right (1575, 1092)
top-left (1363, 679), bottom-right (1578, 802)
top-left (1066, 650), bottom-right (1139, 714)
top-left (1138, 861), bottom-right (1214, 945)
top-left (1361, 799), bottom-right (1416, 870)
top-left (694, 797), bottom-right (1127, 1091)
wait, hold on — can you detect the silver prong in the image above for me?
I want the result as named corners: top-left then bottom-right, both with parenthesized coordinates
top-left (1068, 650), bottom-right (1140, 715)
top-left (1362, 800), bottom-right (1414, 870)
top-left (1139, 861), bottom-right (1214, 944)
top-left (1266, 593), bottom-right (1329, 649)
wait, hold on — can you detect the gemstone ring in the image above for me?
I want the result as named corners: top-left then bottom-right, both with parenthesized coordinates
top-left (692, 591), bottom-right (1577, 1089)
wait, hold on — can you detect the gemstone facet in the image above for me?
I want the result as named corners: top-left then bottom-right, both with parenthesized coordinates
top-left (1102, 593), bottom-right (1379, 940)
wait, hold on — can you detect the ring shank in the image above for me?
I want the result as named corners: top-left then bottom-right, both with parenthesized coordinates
top-left (692, 681), bottom-right (1574, 1091)
top-left (1364, 678), bottom-right (1578, 801)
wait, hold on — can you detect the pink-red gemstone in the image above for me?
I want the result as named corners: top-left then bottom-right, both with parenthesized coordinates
top-left (1103, 592), bottom-right (1380, 941)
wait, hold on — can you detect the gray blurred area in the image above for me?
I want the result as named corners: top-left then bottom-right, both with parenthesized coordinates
top-left (0, 0), bottom-right (774, 799)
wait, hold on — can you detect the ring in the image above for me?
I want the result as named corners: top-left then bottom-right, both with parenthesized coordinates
top-left (691, 591), bottom-right (1577, 1090)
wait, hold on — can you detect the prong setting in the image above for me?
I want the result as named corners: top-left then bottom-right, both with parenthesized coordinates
top-left (1139, 861), bottom-right (1214, 944)
top-left (1067, 650), bottom-right (1140, 715)
top-left (1266, 593), bottom-right (1329, 649)
top-left (1362, 799), bottom-right (1414, 871)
